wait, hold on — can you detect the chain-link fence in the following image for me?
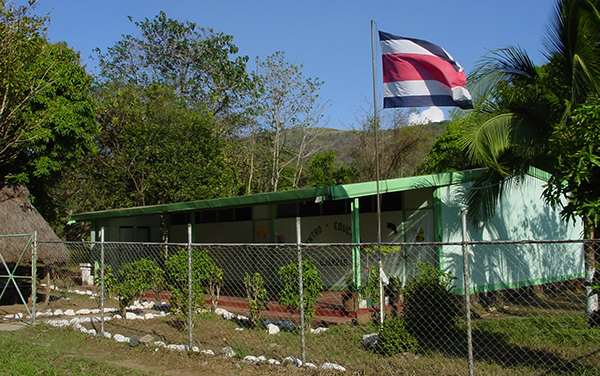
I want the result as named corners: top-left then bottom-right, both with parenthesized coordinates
top-left (6, 232), bottom-right (598, 375)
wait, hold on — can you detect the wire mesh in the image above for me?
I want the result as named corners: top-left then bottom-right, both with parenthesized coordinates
top-left (22, 239), bottom-right (600, 375)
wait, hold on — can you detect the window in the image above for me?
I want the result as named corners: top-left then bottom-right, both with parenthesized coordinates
top-left (322, 199), bottom-right (348, 215)
top-left (171, 213), bottom-right (190, 225)
top-left (277, 203), bottom-right (297, 218)
top-left (235, 207), bottom-right (252, 221)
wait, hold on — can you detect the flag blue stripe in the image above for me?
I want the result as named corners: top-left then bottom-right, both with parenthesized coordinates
top-left (384, 95), bottom-right (473, 110)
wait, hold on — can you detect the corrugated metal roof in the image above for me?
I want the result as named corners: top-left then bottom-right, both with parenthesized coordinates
top-left (71, 169), bottom-right (487, 221)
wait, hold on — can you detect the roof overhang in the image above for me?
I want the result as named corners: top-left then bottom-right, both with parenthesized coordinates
top-left (71, 169), bottom-right (488, 222)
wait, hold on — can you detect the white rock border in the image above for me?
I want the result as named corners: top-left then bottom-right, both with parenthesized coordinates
top-left (37, 300), bottom-right (346, 372)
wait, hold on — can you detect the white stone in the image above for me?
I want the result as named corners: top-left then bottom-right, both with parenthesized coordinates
top-left (91, 309), bottom-right (100, 314)
top-left (310, 327), bottom-right (329, 334)
top-left (63, 309), bottom-right (76, 316)
top-left (201, 349), bottom-right (215, 356)
top-left (214, 308), bottom-right (235, 320)
top-left (144, 313), bottom-right (156, 320)
top-left (14, 313), bottom-right (23, 319)
top-left (113, 314), bottom-right (123, 320)
top-left (305, 362), bottom-right (317, 368)
top-left (322, 362), bottom-right (346, 371)
top-left (47, 319), bottom-right (69, 327)
top-left (235, 327), bottom-right (244, 331)
top-left (267, 323), bottom-right (280, 335)
top-left (244, 355), bottom-right (259, 363)
top-left (191, 346), bottom-right (199, 353)
top-left (282, 356), bottom-right (302, 367)
top-left (86, 290), bottom-right (93, 295)
top-left (362, 333), bottom-right (379, 349)
top-left (268, 359), bottom-right (281, 365)
top-left (166, 344), bottom-right (188, 351)
top-left (125, 312), bottom-right (139, 320)
top-left (257, 356), bottom-right (267, 362)
top-left (113, 334), bottom-right (130, 343)
top-left (221, 346), bottom-right (236, 358)
top-left (103, 332), bottom-right (112, 339)
top-left (76, 309), bottom-right (91, 315)
top-left (53, 309), bottom-right (64, 316)
top-left (153, 341), bottom-right (166, 347)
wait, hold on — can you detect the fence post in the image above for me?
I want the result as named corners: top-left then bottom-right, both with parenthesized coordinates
top-left (461, 210), bottom-right (474, 376)
top-left (296, 217), bottom-right (306, 365)
top-left (31, 231), bottom-right (37, 324)
top-left (187, 223), bottom-right (193, 349)
top-left (100, 227), bottom-right (105, 336)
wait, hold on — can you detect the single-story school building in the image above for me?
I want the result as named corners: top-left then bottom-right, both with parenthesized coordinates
top-left (71, 168), bottom-right (584, 293)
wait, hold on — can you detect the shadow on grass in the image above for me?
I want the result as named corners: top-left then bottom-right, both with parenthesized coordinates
top-left (414, 327), bottom-right (599, 375)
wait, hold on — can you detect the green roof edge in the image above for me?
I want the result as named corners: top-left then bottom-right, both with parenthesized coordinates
top-left (71, 169), bottom-right (488, 222)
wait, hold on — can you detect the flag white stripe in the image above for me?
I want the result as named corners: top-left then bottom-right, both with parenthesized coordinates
top-left (380, 39), bottom-right (437, 57)
top-left (384, 81), bottom-right (472, 103)
top-left (383, 80), bottom-right (451, 98)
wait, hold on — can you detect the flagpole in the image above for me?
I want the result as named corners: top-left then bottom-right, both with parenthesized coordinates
top-left (371, 20), bottom-right (384, 327)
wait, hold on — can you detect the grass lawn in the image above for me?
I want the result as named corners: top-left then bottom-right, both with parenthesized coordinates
top-left (2, 307), bottom-right (599, 376)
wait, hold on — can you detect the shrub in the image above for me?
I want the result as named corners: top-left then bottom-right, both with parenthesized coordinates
top-left (165, 247), bottom-right (222, 330)
top-left (373, 316), bottom-right (419, 356)
top-left (244, 272), bottom-right (269, 328)
top-left (278, 258), bottom-right (323, 328)
top-left (102, 258), bottom-right (164, 316)
top-left (403, 262), bottom-right (460, 342)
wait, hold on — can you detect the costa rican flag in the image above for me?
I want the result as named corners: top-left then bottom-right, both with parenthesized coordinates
top-left (379, 31), bottom-right (473, 109)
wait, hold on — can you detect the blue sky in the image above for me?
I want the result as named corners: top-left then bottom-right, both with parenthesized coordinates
top-left (23, 0), bottom-right (556, 129)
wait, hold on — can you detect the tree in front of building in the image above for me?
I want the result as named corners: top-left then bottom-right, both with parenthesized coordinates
top-left (0, 0), bottom-right (96, 224)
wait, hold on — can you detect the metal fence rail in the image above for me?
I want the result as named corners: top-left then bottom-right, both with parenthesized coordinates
top-left (19, 234), bottom-right (600, 375)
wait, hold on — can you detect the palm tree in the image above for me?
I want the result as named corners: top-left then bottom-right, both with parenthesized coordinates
top-left (461, 0), bottom-right (600, 316)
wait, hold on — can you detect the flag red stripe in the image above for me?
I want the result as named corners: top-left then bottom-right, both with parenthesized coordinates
top-left (382, 53), bottom-right (467, 88)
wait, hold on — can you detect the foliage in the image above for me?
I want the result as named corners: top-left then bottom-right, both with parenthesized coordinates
top-left (278, 258), bottom-right (323, 327)
top-left (0, 0), bottom-right (96, 224)
top-left (207, 264), bottom-right (223, 311)
top-left (95, 11), bottom-right (253, 118)
top-left (417, 119), bottom-right (477, 174)
top-left (460, 0), bottom-right (600, 229)
top-left (362, 267), bottom-right (381, 304)
top-left (349, 108), bottom-right (442, 181)
top-left (94, 264), bottom-right (117, 300)
top-left (373, 316), bottom-right (419, 356)
top-left (165, 247), bottom-right (221, 329)
top-left (243, 272), bottom-right (269, 328)
top-left (60, 11), bottom-right (256, 217)
top-left (108, 259), bottom-right (164, 316)
top-left (544, 98), bottom-right (600, 230)
top-left (301, 150), bottom-right (354, 187)
top-left (403, 262), bottom-right (460, 341)
top-left (248, 51), bottom-right (329, 192)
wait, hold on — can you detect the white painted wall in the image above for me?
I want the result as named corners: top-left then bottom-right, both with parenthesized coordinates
top-left (438, 174), bottom-right (584, 293)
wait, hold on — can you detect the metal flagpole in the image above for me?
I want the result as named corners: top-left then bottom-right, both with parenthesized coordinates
top-left (371, 20), bottom-right (385, 327)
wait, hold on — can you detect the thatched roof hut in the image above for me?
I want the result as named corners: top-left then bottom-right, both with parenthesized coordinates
top-left (0, 182), bottom-right (69, 265)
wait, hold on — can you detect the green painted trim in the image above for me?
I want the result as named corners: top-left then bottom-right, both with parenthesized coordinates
top-left (71, 169), bottom-right (486, 222)
top-left (433, 187), bottom-right (444, 270)
top-left (527, 166), bottom-right (552, 182)
top-left (452, 273), bottom-right (585, 295)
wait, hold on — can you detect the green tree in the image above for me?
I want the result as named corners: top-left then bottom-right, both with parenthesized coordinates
top-left (0, 1), bottom-right (96, 223)
top-left (67, 12), bottom-right (255, 214)
top-left (462, 0), bottom-right (600, 316)
top-left (302, 150), bottom-right (354, 187)
top-left (417, 119), bottom-right (476, 174)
